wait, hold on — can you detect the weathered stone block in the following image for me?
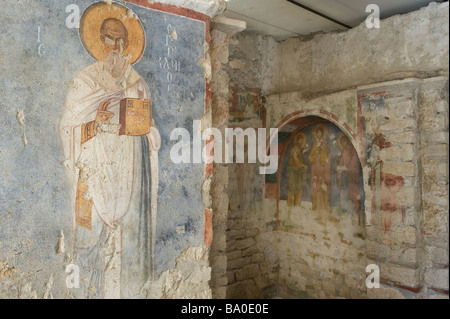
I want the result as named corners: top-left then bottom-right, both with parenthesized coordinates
top-left (251, 253), bottom-right (264, 264)
top-left (367, 286), bottom-right (406, 299)
top-left (388, 131), bottom-right (417, 144)
top-left (227, 250), bottom-right (242, 261)
top-left (227, 271), bottom-right (235, 285)
top-left (382, 264), bottom-right (420, 287)
top-left (211, 254), bottom-right (227, 269)
top-left (245, 228), bottom-right (259, 238)
top-left (212, 286), bottom-right (227, 299)
top-left (321, 281), bottom-right (336, 295)
top-left (427, 247), bottom-right (449, 266)
top-left (236, 238), bottom-right (256, 250)
top-left (395, 187), bottom-right (416, 206)
top-left (379, 118), bottom-right (416, 132)
top-left (383, 161), bottom-right (416, 177)
top-left (242, 245), bottom-right (259, 257)
top-left (425, 268), bottom-right (449, 289)
top-left (390, 226), bottom-right (418, 245)
top-left (424, 144), bottom-right (449, 159)
top-left (380, 146), bottom-right (401, 161)
top-left (395, 100), bottom-right (415, 118)
top-left (227, 229), bottom-right (246, 240)
top-left (401, 144), bottom-right (415, 162)
top-left (227, 256), bottom-right (252, 270)
top-left (226, 280), bottom-right (260, 299)
top-left (427, 132), bottom-right (449, 144)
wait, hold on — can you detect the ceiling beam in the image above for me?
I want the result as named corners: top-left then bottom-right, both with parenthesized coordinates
top-left (286, 0), bottom-right (352, 29)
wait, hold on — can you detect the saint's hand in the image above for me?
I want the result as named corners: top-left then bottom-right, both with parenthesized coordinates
top-left (96, 100), bottom-right (114, 124)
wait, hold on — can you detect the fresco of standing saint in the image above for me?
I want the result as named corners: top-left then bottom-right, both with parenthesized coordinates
top-left (309, 124), bottom-right (331, 213)
top-left (287, 132), bottom-right (308, 206)
top-left (58, 1), bottom-right (160, 299)
top-left (337, 133), bottom-right (361, 222)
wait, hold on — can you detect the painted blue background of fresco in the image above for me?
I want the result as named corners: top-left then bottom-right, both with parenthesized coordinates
top-left (0, 0), bottom-right (205, 295)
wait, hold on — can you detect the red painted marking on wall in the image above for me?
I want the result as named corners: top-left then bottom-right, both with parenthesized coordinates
top-left (265, 183), bottom-right (278, 199)
top-left (379, 276), bottom-right (423, 294)
top-left (389, 260), bottom-right (419, 269)
top-left (382, 173), bottom-right (404, 189)
top-left (204, 136), bottom-right (214, 178)
top-left (380, 277), bottom-right (393, 286)
top-left (373, 133), bottom-right (393, 150)
top-left (276, 110), bottom-right (306, 129)
top-left (205, 81), bottom-right (211, 111)
top-left (357, 91), bottom-right (387, 99)
top-left (262, 106), bottom-right (267, 129)
top-left (319, 110), bottom-right (338, 122)
top-left (431, 287), bottom-right (449, 295)
top-left (341, 239), bottom-right (353, 246)
top-left (125, 0), bottom-right (211, 42)
top-left (392, 283), bottom-right (422, 293)
top-left (299, 232), bottom-right (316, 239)
top-left (205, 163), bottom-right (213, 178)
top-left (204, 208), bottom-right (212, 245)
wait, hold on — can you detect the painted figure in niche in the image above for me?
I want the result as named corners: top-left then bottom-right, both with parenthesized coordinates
top-left (287, 132), bottom-right (308, 206)
top-left (309, 124), bottom-right (331, 213)
top-left (59, 2), bottom-right (160, 298)
top-left (337, 133), bottom-right (361, 222)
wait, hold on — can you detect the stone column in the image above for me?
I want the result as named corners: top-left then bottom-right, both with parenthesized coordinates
top-left (417, 77), bottom-right (449, 299)
top-left (208, 16), bottom-right (246, 299)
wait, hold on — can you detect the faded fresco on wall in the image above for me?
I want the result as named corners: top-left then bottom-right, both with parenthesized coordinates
top-left (59, 1), bottom-right (162, 298)
top-left (0, 0), bottom-right (207, 298)
top-left (275, 119), bottom-right (367, 299)
top-left (280, 121), bottom-right (365, 225)
top-left (228, 86), bottom-right (264, 123)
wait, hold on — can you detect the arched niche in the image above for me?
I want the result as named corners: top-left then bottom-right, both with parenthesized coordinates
top-left (277, 116), bottom-right (365, 226)
top-left (273, 115), bottom-right (368, 298)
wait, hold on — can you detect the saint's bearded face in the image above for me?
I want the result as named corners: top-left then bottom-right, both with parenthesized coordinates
top-left (101, 18), bottom-right (129, 54)
top-left (317, 129), bottom-right (323, 139)
top-left (100, 18), bottom-right (130, 78)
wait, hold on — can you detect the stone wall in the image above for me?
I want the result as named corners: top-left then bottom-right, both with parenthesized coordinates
top-left (0, 0), bottom-right (447, 300)
top-left (418, 78), bottom-right (449, 298)
top-left (358, 78), bottom-right (447, 299)
top-left (217, 31), bottom-right (280, 299)
top-left (217, 1), bottom-right (449, 299)
top-left (278, 2), bottom-right (449, 96)
top-left (208, 24), bottom-right (232, 299)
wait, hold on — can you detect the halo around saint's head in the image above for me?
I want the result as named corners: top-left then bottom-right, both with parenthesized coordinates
top-left (294, 132), bottom-right (307, 148)
top-left (338, 133), bottom-right (352, 151)
top-left (312, 123), bottom-right (328, 141)
top-left (79, 1), bottom-right (146, 65)
top-left (337, 133), bottom-right (350, 150)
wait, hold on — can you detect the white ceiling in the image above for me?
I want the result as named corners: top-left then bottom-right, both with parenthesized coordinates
top-left (221, 0), bottom-right (445, 40)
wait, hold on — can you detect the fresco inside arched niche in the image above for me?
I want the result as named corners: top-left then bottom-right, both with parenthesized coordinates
top-left (279, 118), bottom-right (365, 228)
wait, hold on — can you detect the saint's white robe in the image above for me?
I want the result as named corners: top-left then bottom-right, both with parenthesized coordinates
top-left (59, 60), bottom-right (160, 298)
